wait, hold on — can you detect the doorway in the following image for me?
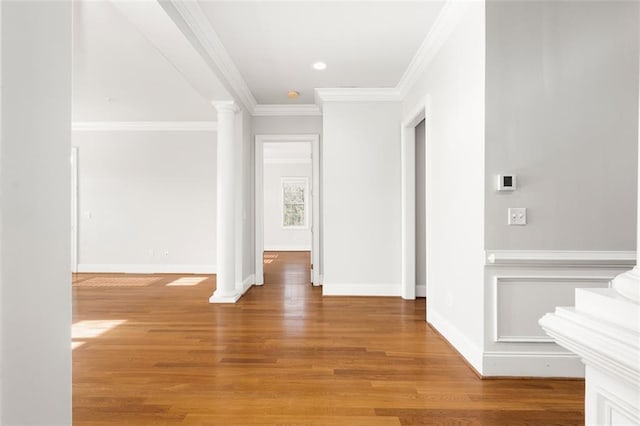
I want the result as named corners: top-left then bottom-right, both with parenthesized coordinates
top-left (415, 120), bottom-right (426, 298)
top-left (255, 134), bottom-right (320, 286)
top-left (401, 102), bottom-right (427, 300)
top-left (71, 146), bottom-right (78, 273)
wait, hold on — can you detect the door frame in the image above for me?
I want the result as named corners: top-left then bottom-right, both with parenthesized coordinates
top-left (70, 146), bottom-right (78, 273)
top-left (401, 98), bottom-right (428, 300)
top-left (254, 134), bottom-right (321, 285)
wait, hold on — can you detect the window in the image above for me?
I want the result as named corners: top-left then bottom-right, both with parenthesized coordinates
top-left (282, 177), bottom-right (308, 228)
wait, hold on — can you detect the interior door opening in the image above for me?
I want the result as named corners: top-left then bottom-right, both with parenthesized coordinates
top-left (415, 120), bottom-right (426, 298)
top-left (255, 135), bottom-right (321, 287)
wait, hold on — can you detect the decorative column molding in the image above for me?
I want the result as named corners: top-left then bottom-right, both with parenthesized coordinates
top-left (210, 100), bottom-right (241, 303)
top-left (611, 74), bottom-right (640, 302)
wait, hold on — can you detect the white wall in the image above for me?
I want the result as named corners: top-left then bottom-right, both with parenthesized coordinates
top-left (73, 130), bottom-right (217, 273)
top-left (322, 101), bottom-right (402, 296)
top-left (264, 162), bottom-right (312, 251)
top-left (402, 2), bottom-right (486, 372)
top-left (252, 116), bottom-right (322, 135)
top-left (0, 1), bottom-right (72, 424)
top-left (485, 0), bottom-right (638, 251)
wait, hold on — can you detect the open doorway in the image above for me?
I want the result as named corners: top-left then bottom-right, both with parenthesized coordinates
top-left (415, 120), bottom-right (426, 298)
top-left (255, 134), bottom-right (320, 286)
top-left (401, 102), bottom-right (427, 300)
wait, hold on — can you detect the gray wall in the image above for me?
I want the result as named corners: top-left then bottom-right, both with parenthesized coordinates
top-left (485, 0), bottom-right (639, 250)
top-left (415, 120), bottom-right (426, 290)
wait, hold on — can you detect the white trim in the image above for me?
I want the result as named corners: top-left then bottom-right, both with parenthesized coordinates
top-left (486, 250), bottom-right (636, 267)
top-left (428, 308), bottom-right (484, 374)
top-left (540, 301), bottom-right (640, 385)
top-left (77, 264), bottom-right (216, 274)
top-left (253, 104), bottom-right (322, 117)
top-left (255, 134), bottom-right (321, 285)
top-left (240, 274), bottom-right (255, 295)
top-left (165, 1), bottom-right (257, 113)
top-left (493, 275), bottom-right (613, 343)
top-left (264, 158), bottom-right (312, 165)
top-left (314, 87), bottom-right (401, 106)
top-left (70, 146), bottom-right (78, 273)
top-left (264, 245), bottom-right (311, 252)
top-left (322, 283), bottom-right (401, 297)
top-left (416, 284), bottom-right (426, 298)
top-left (397, 0), bottom-right (471, 98)
top-left (72, 121), bottom-right (218, 132)
top-left (482, 351), bottom-right (584, 378)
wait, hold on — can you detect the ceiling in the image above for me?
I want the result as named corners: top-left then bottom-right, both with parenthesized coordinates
top-left (199, 1), bottom-right (446, 104)
top-left (72, 1), bottom-right (218, 121)
top-left (72, 0), bottom-right (448, 119)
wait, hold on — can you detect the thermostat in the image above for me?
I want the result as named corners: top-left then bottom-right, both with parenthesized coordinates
top-left (497, 174), bottom-right (516, 191)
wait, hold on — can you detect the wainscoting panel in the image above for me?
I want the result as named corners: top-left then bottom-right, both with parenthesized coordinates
top-left (494, 276), bottom-right (611, 343)
top-left (483, 250), bottom-right (633, 377)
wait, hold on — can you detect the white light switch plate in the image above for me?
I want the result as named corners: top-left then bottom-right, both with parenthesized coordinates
top-left (508, 207), bottom-right (527, 225)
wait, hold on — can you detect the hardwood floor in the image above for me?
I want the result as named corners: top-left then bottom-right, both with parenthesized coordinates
top-left (72, 252), bottom-right (584, 425)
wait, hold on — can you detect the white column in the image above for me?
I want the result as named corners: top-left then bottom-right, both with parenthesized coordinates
top-left (210, 101), bottom-right (240, 303)
top-left (612, 71), bottom-right (640, 303)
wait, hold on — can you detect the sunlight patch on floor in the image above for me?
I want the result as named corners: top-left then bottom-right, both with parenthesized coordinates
top-left (72, 319), bottom-right (127, 349)
top-left (166, 277), bottom-right (207, 286)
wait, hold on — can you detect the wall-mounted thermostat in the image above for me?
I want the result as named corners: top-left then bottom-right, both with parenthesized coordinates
top-left (497, 174), bottom-right (516, 191)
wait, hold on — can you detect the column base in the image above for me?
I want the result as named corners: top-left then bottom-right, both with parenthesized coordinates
top-left (612, 266), bottom-right (640, 303)
top-left (209, 291), bottom-right (241, 304)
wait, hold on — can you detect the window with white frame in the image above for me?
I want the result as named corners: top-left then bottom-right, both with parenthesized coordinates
top-left (281, 177), bottom-right (308, 228)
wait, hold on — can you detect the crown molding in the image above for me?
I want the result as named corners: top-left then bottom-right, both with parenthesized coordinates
top-left (253, 104), bottom-right (322, 117)
top-left (396, 0), bottom-right (471, 98)
top-left (165, 0), bottom-right (257, 114)
top-left (314, 88), bottom-right (402, 106)
top-left (72, 121), bottom-right (218, 132)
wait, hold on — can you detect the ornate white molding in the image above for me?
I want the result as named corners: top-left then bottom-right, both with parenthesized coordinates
top-left (540, 289), bottom-right (640, 386)
top-left (165, 0), bottom-right (257, 114)
top-left (212, 100), bottom-right (240, 114)
top-left (314, 88), bottom-right (402, 106)
top-left (253, 104), bottom-right (322, 117)
top-left (486, 250), bottom-right (636, 268)
top-left (72, 121), bottom-right (218, 132)
top-left (397, 0), bottom-right (471, 98)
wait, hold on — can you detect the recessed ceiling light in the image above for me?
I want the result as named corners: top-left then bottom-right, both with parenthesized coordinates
top-left (312, 62), bottom-right (327, 71)
top-left (287, 91), bottom-right (299, 99)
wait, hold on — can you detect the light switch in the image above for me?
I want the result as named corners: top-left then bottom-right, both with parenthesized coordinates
top-left (508, 208), bottom-right (527, 225)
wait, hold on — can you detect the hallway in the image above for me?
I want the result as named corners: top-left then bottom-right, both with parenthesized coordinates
top-left (72, 252), bottom-right (584, 425)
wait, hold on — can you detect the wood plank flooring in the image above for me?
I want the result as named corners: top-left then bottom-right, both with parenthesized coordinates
top-left (72, 251), bottom-right (584, 425)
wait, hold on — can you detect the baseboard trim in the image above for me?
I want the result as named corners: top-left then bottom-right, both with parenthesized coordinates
top-left (264, 246), bottom-right (311, 252)
top-left (416, 284), bottom-right (426, 298)
top-left (322, 282), bottom-right (400, 297)
top-left (77, 264), bottom-right (216, 274)
top-left (240, 274), bottom-right (255, 295)
top-left (427, 308), bottom-right (483, 374)
top-left (482, 351), bottom-right (584, 378)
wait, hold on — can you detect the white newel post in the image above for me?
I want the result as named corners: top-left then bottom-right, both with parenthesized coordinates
top-left (539, 72), bottom-right (640, 425)
top-left (210, 101), bottom-right (241, 303)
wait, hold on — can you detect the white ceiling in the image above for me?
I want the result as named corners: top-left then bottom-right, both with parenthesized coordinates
top-left (199, 1), bottom-right (446, 104)
top-left (73, 1), bottom-right (218, 121)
